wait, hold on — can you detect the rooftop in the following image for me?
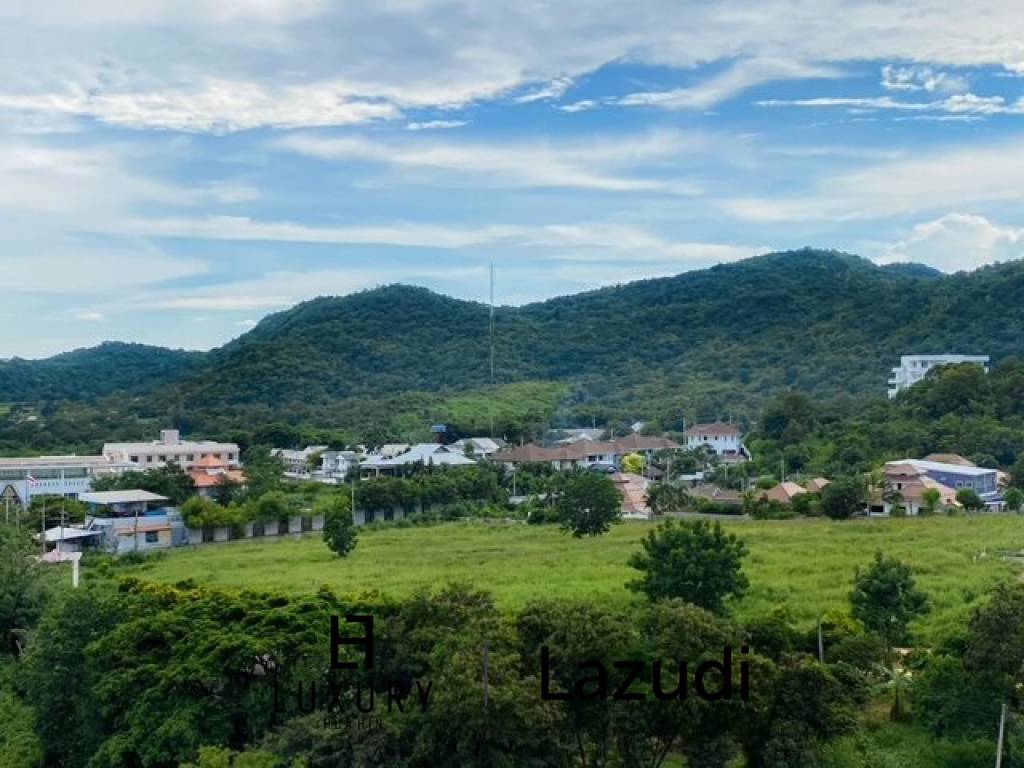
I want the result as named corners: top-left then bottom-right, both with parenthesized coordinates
top-left (79, 490), bottom-right (170, 505)
top-left (885, 459), bottom-right (996, 477)
top-left (0, 455), bottom-right (133, 470)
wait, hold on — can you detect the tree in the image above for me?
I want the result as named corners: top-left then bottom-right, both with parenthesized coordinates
top-left (554, 471), bottom-right (621, 537)
top-left (820, 476), bottom-right (866, 520)
top-left (849, 552), bottom-right (929, 649)
top-left (318, 495), bottom-right (357, 557)
top-left (620, 452), bottom-right (645, 474)
top-left (628, 519), bottom-right (748, 613)
top-left (1005, 487), bottom-right (1024, 513)
top-left (92, 464), bottom-right (195, 506)
top-left (645, 482), bottom-right (690, 517)
top-left (920, 487), bottom-right (942, 516)
top-left (955, 487), bottom-right (984, 512)
top-left (0, 526), bottom-right (45, 656)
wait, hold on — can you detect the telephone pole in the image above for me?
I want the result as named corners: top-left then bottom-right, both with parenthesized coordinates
top-left (995, 702), bottom-right (1007, 768)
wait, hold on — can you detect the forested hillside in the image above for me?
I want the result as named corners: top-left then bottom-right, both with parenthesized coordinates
top-left (0, 342), bottom-right (202, 402)
top-left (2, 249), bottom-right (1023, 452)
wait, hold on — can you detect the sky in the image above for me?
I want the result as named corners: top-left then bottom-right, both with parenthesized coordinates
top-left (2, 1), bottom-right (1024, 358)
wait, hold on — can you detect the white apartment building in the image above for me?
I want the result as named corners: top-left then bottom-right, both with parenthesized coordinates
top-left (0, 455), bottom-right (137, 508)
top-left (887, 354), bottom-right (990, 398)
top-left (683, 422), bottom-right (748, 461)
top-left (103, 429), bottom-right (240, 470)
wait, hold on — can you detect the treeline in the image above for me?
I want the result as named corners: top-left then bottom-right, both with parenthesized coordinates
top-left (748, 360), bottom-right (1024, 479)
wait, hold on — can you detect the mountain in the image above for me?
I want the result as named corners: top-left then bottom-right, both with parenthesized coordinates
top-left (0, 342), bottom-right (203, 402)
top-left (3, 249), bottom-right (1024, 449)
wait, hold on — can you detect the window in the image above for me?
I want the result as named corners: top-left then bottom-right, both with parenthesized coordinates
top-left (187, 454), bottom-right (194, 461)
top-left (145, 531), bottom-right (159, 543)
top-left (130, 456), bottom-right (139, 463)
top-left (301, 516), bottom-right (313, 532)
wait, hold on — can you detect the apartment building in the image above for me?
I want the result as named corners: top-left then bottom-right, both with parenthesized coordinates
top-left (887, 354), bottom-right (989, 398)
top-left (103, 429), bottom-right (240, 470)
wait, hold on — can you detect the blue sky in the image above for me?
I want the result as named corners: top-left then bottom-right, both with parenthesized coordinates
top-left (2, 1), bottom-right (1024, 357)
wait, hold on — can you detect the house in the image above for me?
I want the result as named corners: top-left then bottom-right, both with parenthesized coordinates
top-left (103, 429), bottom-right (240, 470)
top-left (552, 428), bottom-right (605, 445)
top-left (376, 443), bottom-right (411, 459)
top-left (805, 477), bottom-right (831, 494)
top-left (612, 472), bottom-right (652, 519)
top-left (360, 443), bottom-right (477, 477)
top-left (762, 481), bottom-right (807, 504)
top-left (683, 422), bottom-right (750, 462)
top-left (320, 450), bottom-right (361, 480)
top-left (188, 456), bottom-right (247, 498)
top-left (921, 453), bottom-right (975, 467)
top-left (272, 445), bottom-right (327, 476)
top-left (77, 489), bottom-right (186, 554)
top-left (870, 463), bottom-right (959, 516)
top-left (492, 435), bottom-right (680, 472)
top-left (887, 355), bottom-right (989, 398)
top-left (688, 484), bottom-right (744, 507)
top-left (80, 489), bottom-right (171, 517)
top-left (0, 454), bottom-right (136, 508)
top-left (884, 458), bottom-right (1000, 500)
top-left (449, 437), bottom-right (506, 459)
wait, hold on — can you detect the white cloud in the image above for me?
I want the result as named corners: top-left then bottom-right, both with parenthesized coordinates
top-left (879, 212), bottom-right (1024, 272)
top-left (513, 76), bottom-right (574, 104)
top-left (881, 64), bottom-right (968, 93)
top-left (558, 99), bottom-right (598, 113)
top-left (619, 58), bottom-right (841, 110)
top-left (274, 130), bottom-right (701, 192)
top-left (406, 120), bottom-right (469, 130)
top-left (0, 243), bottom-right (208, 294)
top-left (5, 1), bottom-right (1024, 131)
top-left (721, 137), bottom-right (1024, 222)
top-left (72, 310), bottom-right (106, 321)
top-left (758, 92), bottom-right (1017, 116)
top-left (103, 214), bottom-right (761, 267)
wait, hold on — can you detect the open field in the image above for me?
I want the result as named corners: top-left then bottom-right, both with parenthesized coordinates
top-left (120, 515), bottom-right (1024, 642)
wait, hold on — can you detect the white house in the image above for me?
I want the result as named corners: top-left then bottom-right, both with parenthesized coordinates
top-left (887, 354), bottom-right (989, 398)
top-left (320, 450), bottom-right (361, 480)
top-left (683, 422), bottom-right (749, 462)
top-left (103, 429), bottom-right (240, 470)
top-left (0, 454), bottom-right (137, 509)
top-left (360, 444), bottom-right (477, 476)
top-left (449, 437), bottom-right (505, 458)
top-left (271, 445), bottom-right (328, 476)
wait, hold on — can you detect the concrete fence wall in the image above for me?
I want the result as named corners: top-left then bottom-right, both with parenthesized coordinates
top-left (185, 513), bottom-right (326, 548)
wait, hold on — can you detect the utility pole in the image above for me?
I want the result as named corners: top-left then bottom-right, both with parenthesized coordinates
top-left (817, 617), bottom-right (825, 663)
top-left (995, 702), bottom-right (1007, 768)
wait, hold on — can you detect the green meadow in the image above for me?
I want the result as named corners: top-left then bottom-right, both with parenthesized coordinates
top-left (120, 515), bottom-right (1024, 643)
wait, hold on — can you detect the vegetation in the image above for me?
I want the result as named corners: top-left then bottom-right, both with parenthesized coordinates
top-left (552, 471), bottom-right (621, 537)
top-left (319, 495), bottom-right (357, 557)
top-left (5, 250), bottom-right (1024, 453)
top-left (628, 520), bottom-right (748, 613)
top-left (111, 516), bottom-right (1021, 642)
top-left (848, 552), bottom-right (929, 649)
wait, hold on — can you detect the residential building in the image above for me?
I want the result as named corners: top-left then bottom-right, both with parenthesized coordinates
top-left (887, 354), bottom-right (989, 398)
top-left (871, 463), bottom-right (959, 516)
top-left (0, 454), bottom-right (136, 508)
top-left (683, 422), bottom-right (749, 462)
top-left (885, 458), bottom-right (999, 498)
top-left (449, 437), bottom-right (506, 459)
top-left (272, 445), bottom-right (328, 476)
top-left (492, 435), bottom-right (680, 472)
top-left (805, 477), bottom-right (832, 494)
top-left (552, 428), bottom-right (605, 445)
top-left (103, 429), bottom-right (240, 469)
top-left (188, 455), bottom-right (247, 498)
top-left (80, 489), bottom-right (171, 518)
top-left (320, 450), bottom-right (361, 480)
top-left (613, 472), bottom-right (652, 519)
top-left (762, 481), bottom-right (807, 504)
top-left (360, 443), bottom-right (477, 476)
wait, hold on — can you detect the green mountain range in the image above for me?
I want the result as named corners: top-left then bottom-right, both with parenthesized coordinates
top-left (2, 249), bottom-right (1022, 452)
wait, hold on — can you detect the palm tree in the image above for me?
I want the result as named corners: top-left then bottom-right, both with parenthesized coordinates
top-left (874, 661), bottom-right (913, 721)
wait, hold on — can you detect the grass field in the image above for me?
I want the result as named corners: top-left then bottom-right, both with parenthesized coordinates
top-left (121, 515), bottom-right (1024, 643)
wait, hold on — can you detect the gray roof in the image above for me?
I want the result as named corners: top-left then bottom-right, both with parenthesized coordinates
top-left (37, 526), bottom-right (103, 542)
top-left (0, 455), bottom-right (130, 470)
top-left (79, 490), bottom-right (169, 505)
